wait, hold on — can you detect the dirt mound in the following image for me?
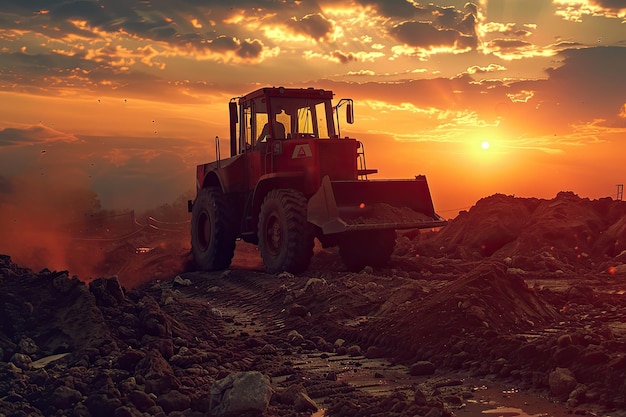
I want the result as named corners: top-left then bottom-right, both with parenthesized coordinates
top-left (413, 192), bottom-right (626, 272)
top-left (0, 255), bottom-right (114, 358)
top-left (366, 261), bottom-right (559, 360)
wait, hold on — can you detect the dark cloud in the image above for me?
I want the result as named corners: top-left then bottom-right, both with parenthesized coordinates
top-left (589, 0), bottom-right (626, 10)
top-left (286, 13), bottom-right (334, 41)
top-left (208, 35), bottom-right (239, 52)
top-left (0, 0), bottom-right (272, 57)
top-left (332, 51), bottom-right (358, 64)
top-left (539, 46), bottom-right (626, 123)
top-left (237, 39), bottom-right (264, 59)
top-left (387, 3), bottom-right (478, 50)
top-left (434, 6), bottom-right (458, 27)
top-left (390, 21), bottom-right (467, 48)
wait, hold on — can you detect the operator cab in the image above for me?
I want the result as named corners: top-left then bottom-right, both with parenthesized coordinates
top-left (230, 87), bottom-right (343, 154)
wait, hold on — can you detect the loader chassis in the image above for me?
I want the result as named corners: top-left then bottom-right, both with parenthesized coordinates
top-left (189, 86), bottom-right (446, 273)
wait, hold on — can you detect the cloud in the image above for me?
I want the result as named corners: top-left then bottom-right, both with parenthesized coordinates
top-left (286, 13), bottom-right (335, 42)
top-left (0, 125), bottom-right (80, 147)
top-left (590, 0), bottom-right (626, 9)
top-left (388, 4), bottom-right (479, 51)
top-left (304, 49), bottom-right (385, 64)
top-left (555, 0), bottom-right (626, 22)
top-left (467, 63), bottom-right (507, 74)
top-left (389, 21), bottom-right (478, 52)
top-left (316, 45), bottom-right (626, 139)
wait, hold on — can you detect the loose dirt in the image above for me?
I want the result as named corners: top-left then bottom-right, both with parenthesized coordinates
top-left (2, 191), bottom-right (626, 417)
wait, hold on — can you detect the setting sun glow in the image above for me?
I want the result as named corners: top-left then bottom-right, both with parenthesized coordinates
top-left (481, 141), bottom-right (490, 150)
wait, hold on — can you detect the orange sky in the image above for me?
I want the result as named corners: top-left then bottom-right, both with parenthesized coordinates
top-left (0, 0), bottom-right (625, 223)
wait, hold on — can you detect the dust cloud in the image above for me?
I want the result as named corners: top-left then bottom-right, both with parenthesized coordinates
top-left (0, 172), bottom-right (109, 279)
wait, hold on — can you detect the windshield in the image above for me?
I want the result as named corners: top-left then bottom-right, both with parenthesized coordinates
top-left (268, 97), bottom-right (335, 139)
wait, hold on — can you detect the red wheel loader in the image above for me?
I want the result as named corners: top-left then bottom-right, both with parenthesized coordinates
top-left (188, 87), bottom-right (446, 273)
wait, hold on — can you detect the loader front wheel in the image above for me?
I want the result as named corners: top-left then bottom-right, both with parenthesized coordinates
top-left (339, 229), bottom-right (396, 272)
top-left (258, 189), bottom-right (314, 274)
top-left (191, 187), bottom-right (237, 271)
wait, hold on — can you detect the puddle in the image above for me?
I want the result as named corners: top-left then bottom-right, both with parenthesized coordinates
top-left (481, 407), bottom-right (548, 416)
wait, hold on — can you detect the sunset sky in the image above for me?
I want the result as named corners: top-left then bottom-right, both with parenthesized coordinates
top-left (0, 0), bottom-right (625, 221)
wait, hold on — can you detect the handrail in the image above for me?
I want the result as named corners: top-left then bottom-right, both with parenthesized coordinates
top-left (215, 135), bottom-right (221, 168)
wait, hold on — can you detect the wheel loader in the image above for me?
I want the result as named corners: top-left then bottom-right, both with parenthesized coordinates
top-left (188, 86), bottom-right (447, 273)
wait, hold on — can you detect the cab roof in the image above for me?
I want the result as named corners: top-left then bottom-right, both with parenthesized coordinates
top-left (239, 87), bottom-right (334, 103)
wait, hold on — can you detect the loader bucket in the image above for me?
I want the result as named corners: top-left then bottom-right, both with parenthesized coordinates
top-left (308, 175), bottom-right (447, 235)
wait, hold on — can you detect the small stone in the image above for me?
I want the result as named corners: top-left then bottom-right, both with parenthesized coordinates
top-left (409, 361), bottom-right (436, 376)
top-left (347, 345), bottom-right (362, 357)
top-left (10, 353), bottom-right (32, 371)
top-left (173, 276), bottom-right (192, 287)
top-left (289, 304), bottom-right (308, 317)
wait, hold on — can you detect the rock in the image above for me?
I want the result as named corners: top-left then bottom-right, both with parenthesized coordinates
top-left (288, 304), bottom-right (308, 317)
top-left (156, 389), bottom-right (191, 413)
top-left (413, 388), bottom-right (428, 405)
top-left (424, 406), bottom-right (443, 417)
top-left (135, 350), bottom-right (180, 395)
top-left (581, 346), bottom-right (609, 365)
top-left (409, 361), bottom-right (436, 376)
top-left (554, 345), bottom-right (580, 367)
top-left (347, 345), bottom-right (362, 356)
top-left (117, 349), bottom-right (145, 372)
top-left (294, 392), bottom-right (318, 412)
top-left (287, 330), bottom-right (305, 346)
top-left (51, 385), bottom-right (83, 409)
top-left (17, 337), bottom-right (38, 355)
top-left (173, 275), bottom-right (192, 287)
top-left (549, 367), bottom-right (577, 398)
top-left (556, 334), bottom-right (572, 347)
top-left (209, 371), bottom-right (273, 417)
top-left (10, 353), bottom-right (32, 371)
top-left (127, 390), bottom-right (156, 412)
top-left (138, 296), bottom-right (171, 338)
top-left (89, 277), bottom-right (125, 306)
top-left (365, 345), bottom-right (385, 359)
top-left (85, 393), bottom-right (123, 417)
top-left (334, 339), bottom-right (345, 348)
top-left (276, 383), bottom-right (317, 411)
top-left (259, 344), bottom-right (278, 355)
top-left (113, 406), bottom-right (144, 417)
top-left (303, 278), bottom-right (327, 294)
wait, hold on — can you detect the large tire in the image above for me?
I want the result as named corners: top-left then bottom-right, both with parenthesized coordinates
top-left (258, 189), bottom-right (314, 274)
top-left (191, 187), bottom-right (237, 271)
top-left (339, 229), bottom-right (397, 272)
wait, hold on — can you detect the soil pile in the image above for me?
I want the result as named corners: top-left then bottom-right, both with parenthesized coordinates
top-left (413, 191), bottom-right (626, 272)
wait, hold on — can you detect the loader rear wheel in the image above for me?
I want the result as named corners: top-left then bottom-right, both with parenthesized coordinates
top-left (191, 187), bottom-right (237, 271)
top-left (258, 189), bottom-right (314, 274)
top-left (339, 229), bottom-right (397, 272)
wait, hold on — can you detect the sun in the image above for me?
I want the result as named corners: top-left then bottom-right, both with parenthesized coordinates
top-left (481, 141), bottom-right (490, 150)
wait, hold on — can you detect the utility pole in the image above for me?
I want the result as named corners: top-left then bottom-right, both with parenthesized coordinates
top-left (617, 184), bottom-right (624, 201)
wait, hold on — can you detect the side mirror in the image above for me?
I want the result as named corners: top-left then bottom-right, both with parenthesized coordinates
top-left (229, 101), bottom-right (238, 124)
top-left (346, 102), bottom-right (354, 124)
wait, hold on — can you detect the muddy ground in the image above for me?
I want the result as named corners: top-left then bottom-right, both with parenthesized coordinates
top-left (2, 191), bottom-right (626, 417)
